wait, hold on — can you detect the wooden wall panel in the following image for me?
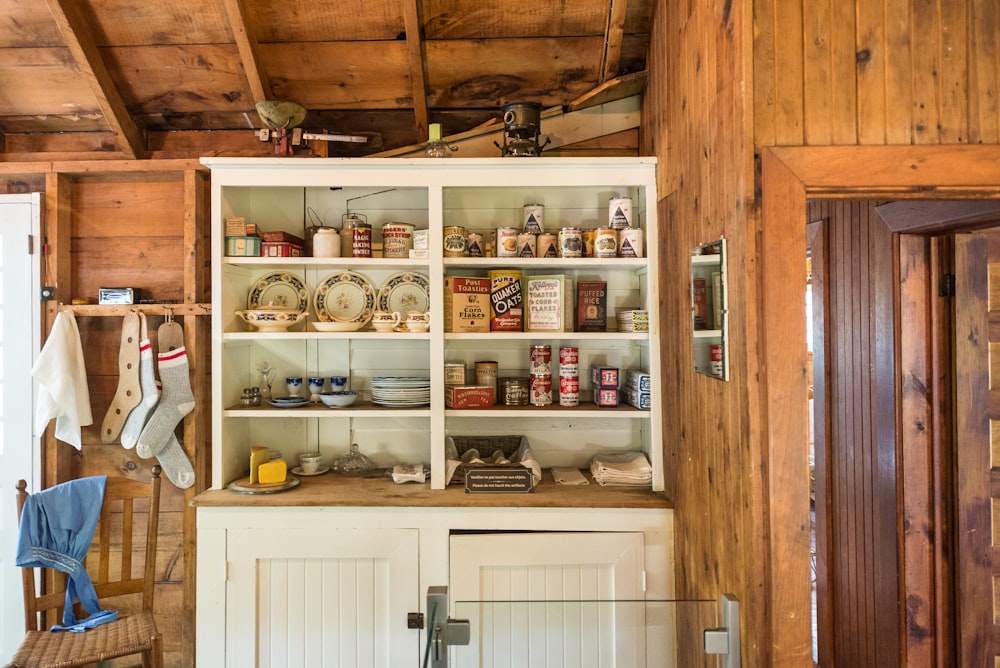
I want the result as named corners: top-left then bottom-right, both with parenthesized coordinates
top-left (753, 0), bottom-right (1000, 146)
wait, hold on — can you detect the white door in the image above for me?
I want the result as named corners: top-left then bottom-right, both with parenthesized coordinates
top-left (0, 193), bottom-right (42, 663)
top-left (449, 532), bottom-right (649, 667)
top-left (226, 527), bottom-right (420, 668)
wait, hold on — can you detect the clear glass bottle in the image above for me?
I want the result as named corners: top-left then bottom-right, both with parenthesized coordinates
top-left (425, 123), bottom-right (450, 158)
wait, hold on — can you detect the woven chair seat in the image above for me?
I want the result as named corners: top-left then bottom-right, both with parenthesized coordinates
top-left (6, 610), bottom-right (160, 668)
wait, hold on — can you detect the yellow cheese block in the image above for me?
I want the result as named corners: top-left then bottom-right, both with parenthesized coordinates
top-left (258, 459), bottom-right (287, 484)
top-left (249, 446), bottom-right (270, 484)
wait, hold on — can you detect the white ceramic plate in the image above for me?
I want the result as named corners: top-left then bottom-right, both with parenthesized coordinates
top-left (291, 465), bottom-right (330, 477)
top-left (377, 272), bottom-right (429, 315)
top-left (313, 271), bottom-right (376, 324)
top-left (248, 271), bottom-right (308, 311)
top-left (312, 321), bottom-right (364, 332)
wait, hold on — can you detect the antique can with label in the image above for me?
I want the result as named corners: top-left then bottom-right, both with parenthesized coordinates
top-left (444, 362), bottom-right (466, 386)
top-left (559, 375), bottom-right (580, 406)
top-left (475, 361), bottom-right (499, 402)
top-left (618, 227), bottom-right (643, 258)
top-left (529, 374), bottom-right (552, 406)
top-left (609, 196), bottom-right (633, 229)
top-left (523, 204), bottom-right (544, 233)
top-left (382, 222), bottom-right (415, 258)
top-left (529, 345), bottom-right (552, 375)
top-left (517, 232), bottom-right (536, 257)
top-left (495, 226), bottom-right (519, 257)
top-left (537, 233), bottom-right (558, 258)
top-left (710, 344), bottom-right (724, 378)
top-left (558, 346), bottom-right (579, 377)
top-left (582, 229), bottom-right (596, 257)
top-left (466, 232), bottom-right (484, 257)
top-left (443, 226), bottom-right (467, 257)
top-left (345, 214), bottom-right (372, 258)
top-left (500, 377), bottom-right (530, 406)
top-left (558, 227), bottom-right (582, 258)
top-left (595, 227), bottom-right (618, 258)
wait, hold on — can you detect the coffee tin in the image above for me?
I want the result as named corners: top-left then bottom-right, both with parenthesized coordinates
top-left (443, 226), bottom-right (467, 257)
top-left (559, 375), bottom-right (580, 406)
top-left (609, 196), bottom-right (633, 229)
top-left (558, 227), bottom-right (582, 258)
top-left (517, 232), bottom-right (536, 258)
top-left (537, 233), bottom-right (558, 258)
top-left (529, 344), bottom-right (552, 375)
top-left (500, 377), bottom-right (530, 406)
top-left (618, 227), bottom-right (643, 258)
top-left (382, 222), bottom-right (415, 258)
top-left (529, 374), bottom-right (552, 406)
top-left (595, 227), bottom-right (618, 258)
top-left (495, 226), bottom-right (519, 257)
top-left (523, 204), bottom-right (544, 233)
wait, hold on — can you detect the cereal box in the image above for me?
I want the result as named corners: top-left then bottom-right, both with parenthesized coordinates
top-left (576, 281), bottom-right (607, 332)
top-left (489, 269), bottom-right (523, 332)
top-left (444, 276), bottom-right (491, 333)
top-left (525, 274), bottom-right (573, 332)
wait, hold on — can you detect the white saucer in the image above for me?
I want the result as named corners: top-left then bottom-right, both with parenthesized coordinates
top-left (291, 465), bottom-right (330, 476)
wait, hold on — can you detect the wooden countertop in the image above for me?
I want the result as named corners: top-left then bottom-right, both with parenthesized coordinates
top-left (191, 470), bottom-right (672, 509)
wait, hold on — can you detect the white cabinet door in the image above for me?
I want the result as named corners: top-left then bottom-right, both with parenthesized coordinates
top-left (449, 532), bottom-right (647, 667)
top-left (226, 528), bottom-right (419, 668)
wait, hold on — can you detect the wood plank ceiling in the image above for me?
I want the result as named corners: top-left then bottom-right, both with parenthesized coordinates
top-left (0, 0), bottom-right (653, 160)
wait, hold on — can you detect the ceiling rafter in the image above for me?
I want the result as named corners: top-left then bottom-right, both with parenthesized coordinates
top-left (44, 0), bottom-right (145, 159)
top-left (601, 0), bottom-right (628, 82)
top-left (402, 0), bottom-right (430, 141)
top-left (222, 0), bottom-right (270, 106)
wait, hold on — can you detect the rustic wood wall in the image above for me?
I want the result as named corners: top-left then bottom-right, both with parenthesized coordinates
top-left (646, 0), bottom-right (1000, 666)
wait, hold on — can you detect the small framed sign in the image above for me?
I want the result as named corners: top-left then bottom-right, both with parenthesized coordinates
top-left (464, 467), bottom-right (535, 493)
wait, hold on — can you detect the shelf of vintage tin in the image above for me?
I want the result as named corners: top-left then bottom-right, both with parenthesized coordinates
top-left (60, 302), bottom-right (212, 317)
top-left (444, 331), bottom-right (648, 341)
top-left (445, 403), bottom-right (648, 418)
top-left (443, 257), bottom-right (646, 269)
top-left (224, 402), bottom-right (430, 418)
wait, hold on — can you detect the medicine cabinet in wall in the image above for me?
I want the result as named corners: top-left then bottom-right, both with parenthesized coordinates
top-left (691, 236), bottom-right (729, 380)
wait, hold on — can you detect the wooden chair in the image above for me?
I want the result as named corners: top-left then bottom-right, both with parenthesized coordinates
top-left (6, 467), bottom-right (164, 668)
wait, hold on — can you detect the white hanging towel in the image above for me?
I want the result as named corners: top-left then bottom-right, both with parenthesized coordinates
top-left (31, 311), bottom-right (93, 449)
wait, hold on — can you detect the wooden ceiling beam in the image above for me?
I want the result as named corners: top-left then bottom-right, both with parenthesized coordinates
top-left (601, 0), bottom-right (628, 82)
top-left (44, 0), bottom-right (145, 159)
top-left (402, 0), bottom-right (429, 142)
top-left (222, 0), bottom-right (270, 105)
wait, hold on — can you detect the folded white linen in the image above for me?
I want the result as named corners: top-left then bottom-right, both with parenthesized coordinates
top-left (32, 311), bottom-right (93, 449)
top-left (590, 451), bottom-right (653, 486)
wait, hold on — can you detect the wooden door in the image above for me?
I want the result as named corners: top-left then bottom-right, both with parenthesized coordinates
top-left (954, 230), bottom-right (1000, 665)
top-left (225, 527), bottom-right (420, 668)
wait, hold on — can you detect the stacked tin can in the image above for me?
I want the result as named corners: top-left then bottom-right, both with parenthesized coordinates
top-left (558, 346), bottom-right (579, 406)
top-left (528, 345), bottom-right (552, 406)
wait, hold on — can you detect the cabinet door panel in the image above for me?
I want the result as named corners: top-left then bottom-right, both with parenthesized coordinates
top-left (227, 528), bottom-right (419, 668)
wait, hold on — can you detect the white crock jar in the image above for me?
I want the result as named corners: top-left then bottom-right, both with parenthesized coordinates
top-left (312, 228), bottom-right (341, 257)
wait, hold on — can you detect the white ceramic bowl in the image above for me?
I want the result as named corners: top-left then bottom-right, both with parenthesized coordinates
top-left (318, 390), bottom-right (359, 408)
top-left (236, 308), bottom-right (307, 332)
top-left (312, 321), bottom-right (364, 332)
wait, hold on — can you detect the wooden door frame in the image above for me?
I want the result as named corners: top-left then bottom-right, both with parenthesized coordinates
top-left (759, 146), bottom-right (1000, 665)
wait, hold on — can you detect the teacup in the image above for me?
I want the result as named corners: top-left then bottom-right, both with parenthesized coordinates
top-left (371, 310), bottom-right (400, 332)
top-left (307, 377), bottom-right (325, 400)
top-left (286, 376), bottom-right (303, 397)
top-left (329, 375), bottom-right (348, 391)
top-left (298, 452), bottom-right (322, 474)
top-left (405, 311), bottom-right (430, 333)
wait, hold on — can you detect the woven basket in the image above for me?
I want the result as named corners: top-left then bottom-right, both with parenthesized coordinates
top-left (446, 435), bottom-right (532, 485)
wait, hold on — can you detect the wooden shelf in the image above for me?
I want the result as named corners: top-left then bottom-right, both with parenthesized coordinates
top-left (59, 303), bottom-right (212, 317)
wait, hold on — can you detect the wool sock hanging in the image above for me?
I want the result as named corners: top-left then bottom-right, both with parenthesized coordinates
top-left (134, 380), bottom-right (195, 489)
top-left (136, 346), bottom-right (195, 458)
top-left (120, 336), bottom-right (157, 449)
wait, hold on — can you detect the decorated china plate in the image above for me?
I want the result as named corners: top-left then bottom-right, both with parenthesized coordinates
top-left (248, 271), bottom-right (308, 311)
top-left (377, 272), bottom-right (429, 315)
top-left (313, 271), bottom-right (376, 325)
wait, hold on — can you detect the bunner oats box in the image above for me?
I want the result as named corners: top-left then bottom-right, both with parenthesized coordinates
top-left (444, 276), bottom-right (491, 333)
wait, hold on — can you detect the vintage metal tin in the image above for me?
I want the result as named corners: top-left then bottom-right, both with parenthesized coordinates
top-left (351, 222), bottom-right (372, 257)
top-left (537, 233), bottom-right (558, 258)
top-left (466, 232), bottom-right (484, 257)
top-left (558, 227), bottom-right (582, 258)
top-left (529, 374), bottom-right (552, 406)
top-left (475, 361), bottom-right (499, 402)
top-left (609, 196), bottom-right (633, 229)
top-left (495, 226), bottom-right (519, 257)
top-left (710, 344), bottom-right (724, 378)
top-left (618, 227), bottom-right (643, 258)
top-left (529, 345), bottom-right (552, 375)
top-left (517, 232), bottom-right (536, 258)
top-left (558, 346), bottom-right (579, 377)
top-left (382, 222), bottom-right (415, 258)
top-left (595, 227), bottom-right (618, 258)
top-left (488, 269), bottom-right (523, 331)
top-left (559, 375), bottom-right (580, 406)
top-left (523, 204), bottom-right (544, 233)
top-left (443, 226), bottom-right (467, 257)
top-left (500, 377), bottom-right (530, 406)
top-left (444, 362), bottom-right (466, 386)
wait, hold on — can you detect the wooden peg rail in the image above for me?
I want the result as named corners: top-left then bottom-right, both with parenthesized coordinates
top-left (58, 303), bottom-right (212, 317)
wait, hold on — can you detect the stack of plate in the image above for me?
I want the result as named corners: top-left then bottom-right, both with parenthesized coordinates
top-left (369, 376), bottom-right (431, 407)
top-left (617, 309), bottom-right (649, 333)
top-left (270, 396), bottom-right (309, 409)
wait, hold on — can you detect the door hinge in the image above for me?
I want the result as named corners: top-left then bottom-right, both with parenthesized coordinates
top-left (939, 273), bottom-right (956, 297)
